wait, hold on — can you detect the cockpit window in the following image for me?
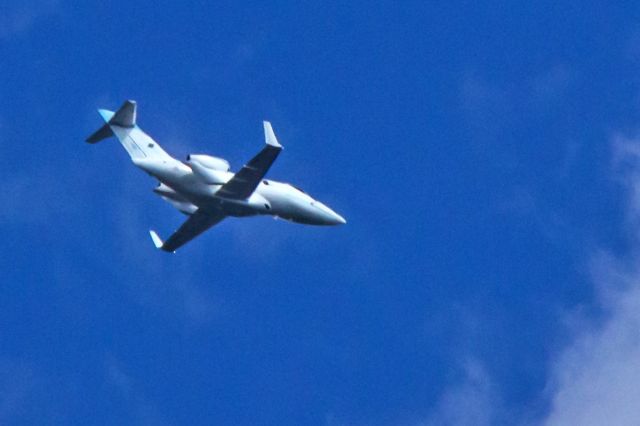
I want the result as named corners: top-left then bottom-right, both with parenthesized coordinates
top-left (263, 180), bottom-right (270, 185)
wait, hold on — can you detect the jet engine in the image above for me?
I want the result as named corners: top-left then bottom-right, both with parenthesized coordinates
top-left (186, 154), bottom-right (230, 172)
top-left (186, 154), bottom-right (230, 184)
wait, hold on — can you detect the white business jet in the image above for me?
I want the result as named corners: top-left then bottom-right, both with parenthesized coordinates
top-left (87, 100), bottom-right (346, 252)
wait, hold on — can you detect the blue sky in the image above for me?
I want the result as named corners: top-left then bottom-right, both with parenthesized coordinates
top-left (3, 1), bottom-right (640, 425)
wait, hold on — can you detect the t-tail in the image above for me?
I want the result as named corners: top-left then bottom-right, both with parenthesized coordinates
top-left (86, 100), bottom-right (172, 161)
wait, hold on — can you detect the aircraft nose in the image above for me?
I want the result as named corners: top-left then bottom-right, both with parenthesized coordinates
top-left (331, 211), bottom-right (347, 225)
top-left (314, 201), bottom-right (347, 225)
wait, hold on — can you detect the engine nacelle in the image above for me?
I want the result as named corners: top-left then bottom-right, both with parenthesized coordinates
top-left (187, 155), bottom-right (229, 185)
top-left (186, 154), bottom-right (230, 172)
top-left (153, 183), bottom-right (184, 201)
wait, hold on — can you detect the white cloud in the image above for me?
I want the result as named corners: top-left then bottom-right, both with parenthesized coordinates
top-left (417, 134), bottom-right (640, 426)
top-left (420, 360), bottom-right (498, 426)
top-left (542, 260), bottom-right (640, 426)
top-left (541, 134), bottom-right (640, 426)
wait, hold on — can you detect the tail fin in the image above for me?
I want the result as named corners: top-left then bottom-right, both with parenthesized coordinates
top-left (110, 100), bottom-right (136, 127)
top-left (86, 100), bottom-right (172, 161)
top-left (86, 100), bottom-right (137, 144)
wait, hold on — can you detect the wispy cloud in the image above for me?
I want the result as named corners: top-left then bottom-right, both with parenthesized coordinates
top-left (81, 154), bottom-right (236, 328)
top-left (0, 0), bottom-right (60, 40)
top-left (420, 360), bottom-right (499, 426)
top-left (427, 73), bottom-right (640, 426)
top-left (529, 64), bottom-right (573, 109)
top-left (540, 134), bottom-right (640, 426)
top-left (106, 356), bottom-right (171, 426)
top-left (0, 172), bottom-right (73, 226)
top-left (459, 74), bottom-right (511, 140)
top-left (459, 65), bottom-right (574, 141)
top-left (110, 183), bottom-right (222, 326)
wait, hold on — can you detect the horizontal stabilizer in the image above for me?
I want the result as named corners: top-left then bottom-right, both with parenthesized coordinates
top-left (86, 123), bottom-right (114, 143)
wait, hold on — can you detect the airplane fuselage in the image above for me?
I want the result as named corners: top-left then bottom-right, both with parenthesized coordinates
top-left (135, 157), bottom-right (346, 226)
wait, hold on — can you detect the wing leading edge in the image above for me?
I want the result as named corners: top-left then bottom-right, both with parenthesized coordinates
top-left (215, 121), bottom-right (283, 200)
top-left (150, 209), bottom-right (226, 252)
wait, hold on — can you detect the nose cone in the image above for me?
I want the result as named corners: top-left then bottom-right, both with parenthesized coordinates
top-left (314, 201), bottom-right (347, 225)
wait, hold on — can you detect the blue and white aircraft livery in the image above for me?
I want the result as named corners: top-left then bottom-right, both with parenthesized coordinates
top-left (87, 100), bottom-right (346, 252)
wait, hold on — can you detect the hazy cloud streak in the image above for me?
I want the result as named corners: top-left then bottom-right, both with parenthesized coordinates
top-left (542, 134), bottom-right (640, 426)
top-left (0, 1), bottom-right (60, 40)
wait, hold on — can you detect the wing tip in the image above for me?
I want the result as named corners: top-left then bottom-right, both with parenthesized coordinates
top-left (263, 121), bottom-right (282, 148)
top-left (149, 230), bottom-right (164, 249)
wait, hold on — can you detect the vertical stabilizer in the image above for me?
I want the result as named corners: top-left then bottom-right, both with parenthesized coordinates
top-left (110, 100), bottom-right (137, 127)
top-left (86, 100), bottom-right (174, 161)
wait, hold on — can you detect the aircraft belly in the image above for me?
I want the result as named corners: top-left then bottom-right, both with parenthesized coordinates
top-left (157, 181), bottom-right (254, 217)
top-left (145, 163), bottom-right (275, 218)
top-left (156, 174), bottom-right (217, 208)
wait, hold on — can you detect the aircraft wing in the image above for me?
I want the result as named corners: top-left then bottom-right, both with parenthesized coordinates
top-left (215, 121), bottom-right (282, 200)
top-left (149, 209), bottom-right (225, 252)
